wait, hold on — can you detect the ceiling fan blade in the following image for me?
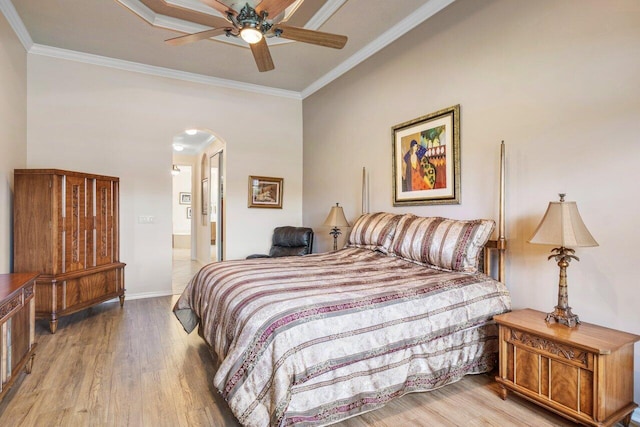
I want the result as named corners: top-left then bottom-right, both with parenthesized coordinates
top-left (165, 28), bottom-right (228, 46)
top-left (273, 24), bottom-right (347, 49)
top-left (199, 0), bottom-right (236, 16)
top-left (256, 0), bottom-right (296, 18)
top-left (250, 38), bottom-right (275, 72)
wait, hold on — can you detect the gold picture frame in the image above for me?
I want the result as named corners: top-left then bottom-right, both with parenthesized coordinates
top-left (392, 104), bottom-right (461, 206)
top-left (248, 176), bottom-right (283, 209)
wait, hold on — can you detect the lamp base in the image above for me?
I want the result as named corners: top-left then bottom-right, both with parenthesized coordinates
top-left (545, 306), bottom-right (580, 328)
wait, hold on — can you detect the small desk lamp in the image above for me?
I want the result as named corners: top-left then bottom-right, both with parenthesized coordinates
top-left (528, 193), bottom-right (598, 327)
top-left (323, 203), bottom-right (350, 251)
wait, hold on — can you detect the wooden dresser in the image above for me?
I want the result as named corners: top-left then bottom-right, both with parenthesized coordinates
top-left (13, 169), bottom-right (125, 334)
top-left (0, 273), bottom-right (38, 402)
top-left (494, 309), bottom-right (639, 427)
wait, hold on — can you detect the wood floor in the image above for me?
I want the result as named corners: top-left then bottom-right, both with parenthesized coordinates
top-left (172, 248), bottom-right (203, 295)
top-left (0, 294), bottom-right (625, 427)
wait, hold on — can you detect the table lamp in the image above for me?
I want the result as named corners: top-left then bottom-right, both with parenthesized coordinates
top-left (323, 203), bottom-right (350, 251)
top-left (528, 193), bottom-right (598, 327)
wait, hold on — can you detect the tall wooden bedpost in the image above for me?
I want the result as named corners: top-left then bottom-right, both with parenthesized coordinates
top-left (498, 141), bottom-right (507, 283)
top-left (483, 142), bottom-right (507, 283)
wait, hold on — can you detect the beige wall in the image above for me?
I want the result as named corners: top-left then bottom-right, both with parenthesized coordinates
top-left (27, 54), bottom-right (303, 298)
top-left (303, 0), bottom-right (640, 402)
top-left (0, 13), bottom-right (26, 274)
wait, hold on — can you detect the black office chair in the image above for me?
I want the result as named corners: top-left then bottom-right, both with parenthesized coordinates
top-left (247, 226), bottom-right (314, 259)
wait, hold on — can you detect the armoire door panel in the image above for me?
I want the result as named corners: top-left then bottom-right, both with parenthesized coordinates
top-left (13, 174), bottom-right (55, 274)
top-left (95, 179), bottom-right (113, 266)
top-left (86, 179), bottom-right (95, 267)
top-left (63, 175), bottom-right (87, 273)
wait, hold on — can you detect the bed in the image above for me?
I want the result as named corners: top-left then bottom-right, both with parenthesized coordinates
top-left (174, 209), bottom-right (511, 426)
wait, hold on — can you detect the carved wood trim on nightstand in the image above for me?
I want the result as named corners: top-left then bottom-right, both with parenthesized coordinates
top-left (509, 329), bottom-right (590, 367)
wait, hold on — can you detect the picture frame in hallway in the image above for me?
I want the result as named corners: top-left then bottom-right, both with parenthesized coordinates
top-left (392, 104), bottom-right (461, 206)
top-left (187, 207), bottom-right (192, 219)
top-left (248, 176), bottom-right (283, 209)
top-left (179, 192), bottom-right (191, 205)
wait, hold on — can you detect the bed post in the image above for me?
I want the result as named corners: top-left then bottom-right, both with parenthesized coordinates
top-left (361, 167), bottom-right (369, 215)
top-left (497, 141), bottom-right (507, 283)
top-left (482, 142), bottom-right (507, 282)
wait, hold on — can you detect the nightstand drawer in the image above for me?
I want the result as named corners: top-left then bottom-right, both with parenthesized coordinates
top-left (506, 328), bottom-right (593, 370)
top-left (502, 326), bottom-right (594, 416)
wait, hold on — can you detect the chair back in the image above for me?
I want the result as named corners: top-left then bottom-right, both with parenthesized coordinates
top-left (268, 226), bottom-right (314, 257)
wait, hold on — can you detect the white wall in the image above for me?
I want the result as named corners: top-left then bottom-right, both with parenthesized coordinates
top-left (303, 0), bottom-right (640, 403)
top-left (171, 164), bottom-right (192, 236)
top-left (0, 12), bottom-right (26, 274)
top-left (27, 54), bottom-right (303, 298)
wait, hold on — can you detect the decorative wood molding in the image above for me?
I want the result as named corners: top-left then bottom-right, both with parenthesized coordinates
top-left (24, 283), bottom-right (34, 300)
top-left (510, 329), bottom-right (588, 365)
top-left (0, 294), bottom-right (21, 320)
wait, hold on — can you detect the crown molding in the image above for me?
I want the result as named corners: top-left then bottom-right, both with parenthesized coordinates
top-left (304, 0), bottom-right (346, 29)
top-left (28, 44), bottom-right (302, 100)
top-left (0, 0), bottom-right (33, 51)
top-left (3, 0), bottom-right (454, 101)
top-left (301, 0), bottom-right (455, 99)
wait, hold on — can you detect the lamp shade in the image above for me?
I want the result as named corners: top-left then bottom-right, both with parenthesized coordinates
top-left (529, 196), bottom-right (598, 248)
top-left (323, 204), bottom-right (350, 228)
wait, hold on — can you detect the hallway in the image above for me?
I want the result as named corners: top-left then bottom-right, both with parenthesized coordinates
top-left (172, 248), bottom-right (202, 295)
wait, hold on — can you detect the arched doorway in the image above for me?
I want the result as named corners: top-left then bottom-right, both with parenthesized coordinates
top-left (172, 129), bottom-right (225, 294)
top-left (209, 150), bottom-right (224, 262)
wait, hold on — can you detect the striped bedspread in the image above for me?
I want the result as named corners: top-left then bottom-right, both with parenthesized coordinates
top-left (173, 247), bottom-right (511, 427)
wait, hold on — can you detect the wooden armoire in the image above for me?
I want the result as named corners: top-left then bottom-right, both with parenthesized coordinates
top-left (13, 169), bottom-right (125, 333)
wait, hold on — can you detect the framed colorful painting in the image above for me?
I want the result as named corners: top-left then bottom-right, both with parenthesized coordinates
top-left (248, 176), bottom-right (283, 209)
top-left (392, 104), bottom-right (461, 206)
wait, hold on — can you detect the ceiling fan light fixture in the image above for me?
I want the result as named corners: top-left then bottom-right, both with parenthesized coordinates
top-left (240, 26), bottom-right (263, 44)
top-left (185, 129), bottom-right (198, 135)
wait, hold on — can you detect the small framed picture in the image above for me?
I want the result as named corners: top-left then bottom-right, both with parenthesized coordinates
top-left (248, 176), bottom-right (283, 209)
top-left (179, 192), bottom-right (191, 205)
top-left (187, 207), bottom-right (192, 219)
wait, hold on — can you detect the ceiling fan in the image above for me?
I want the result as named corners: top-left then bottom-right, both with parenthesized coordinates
top-left (165, 0), bottom-right (348, 72)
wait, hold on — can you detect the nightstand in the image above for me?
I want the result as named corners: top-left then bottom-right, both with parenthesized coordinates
top-left (494, 308), bottom-right (639, 427)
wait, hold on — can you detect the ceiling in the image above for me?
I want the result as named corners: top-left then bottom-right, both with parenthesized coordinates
top-left (4, 0), bottom-right (454, 96)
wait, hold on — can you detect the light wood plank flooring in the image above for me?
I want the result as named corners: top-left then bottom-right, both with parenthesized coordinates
top-left (172, 248), bottom-right (203, 295)
top-left (0, 295), bottom-right (624, 427)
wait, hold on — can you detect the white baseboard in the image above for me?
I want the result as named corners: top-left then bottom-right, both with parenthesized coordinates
top-left (632, 408), bottom-right (640, 425)
top-left (124, 290), bottom-right (175, 301)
